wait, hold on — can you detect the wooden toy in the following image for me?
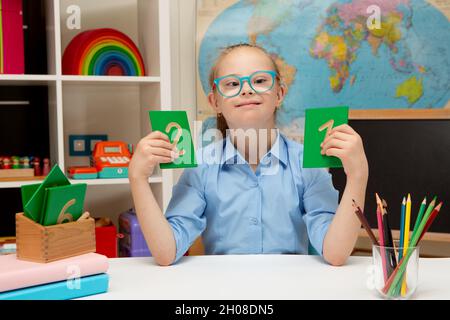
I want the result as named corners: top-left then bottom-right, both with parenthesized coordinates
top-left (42, 158), bottom-right (50, 176)
top-left (11, 156), bottom-right (19, 169)
top-left (15, 212), bottom-right (96, 263)
top-left (62, 28), bottom-right (146, 76)
top-left (2, 156), bottom-right (10, 169)
top-left (31, 157), bottom-right (41, 176)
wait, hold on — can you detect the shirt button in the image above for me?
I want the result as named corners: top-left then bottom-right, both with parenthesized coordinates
top-left (250, 218), bottom-right (259, 225)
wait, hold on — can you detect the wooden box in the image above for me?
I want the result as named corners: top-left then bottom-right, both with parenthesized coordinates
top-left (16, 213), bottom-right (96, 263)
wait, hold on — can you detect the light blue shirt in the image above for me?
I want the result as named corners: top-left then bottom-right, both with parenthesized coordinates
top-left (165, 131), bottom-right (339, 263)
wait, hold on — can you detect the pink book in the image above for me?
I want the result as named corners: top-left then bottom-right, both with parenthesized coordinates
top-left (0, 253), bottom-right (109, 293)
top-left (1, 0), bottom-right (25, 74)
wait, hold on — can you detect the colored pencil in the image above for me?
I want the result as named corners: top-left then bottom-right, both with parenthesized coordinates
top-left (419, 202), bottom-right (443, 242)
top-left (400, 194), bottom-right (412, 296)
top-left (398, 197), bottom-right (406, 261)
top-left (381, 199), bottom-right (397, 276)
top-left (375, 193), bottom-right (388, 283)
top-left (383, 200), bottom-right (443, 295)
top-left (352, 200), bottom-right (379, 246)
top-left (412, 197), bottom-right (427, 238)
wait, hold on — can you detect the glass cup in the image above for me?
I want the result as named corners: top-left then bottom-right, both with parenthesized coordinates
top-left (372, 242), bottom-right (419, 300)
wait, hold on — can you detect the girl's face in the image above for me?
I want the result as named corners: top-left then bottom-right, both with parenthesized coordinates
top-left (208, 47), bottom-right (286, 131)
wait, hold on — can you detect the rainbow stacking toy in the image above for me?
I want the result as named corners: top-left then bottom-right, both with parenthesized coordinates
top-left (62, 28), bottom-right (146, 76)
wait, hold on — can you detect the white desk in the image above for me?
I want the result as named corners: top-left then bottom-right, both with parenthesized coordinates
top-left (82, 255), bottom-right (450, 300)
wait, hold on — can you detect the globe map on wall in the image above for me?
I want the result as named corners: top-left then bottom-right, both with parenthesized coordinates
top-left (197, 0), bottom-right (450, 138)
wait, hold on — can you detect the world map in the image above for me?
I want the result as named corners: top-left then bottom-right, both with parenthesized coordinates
top-left (196, 0), bottom-right (450, 139)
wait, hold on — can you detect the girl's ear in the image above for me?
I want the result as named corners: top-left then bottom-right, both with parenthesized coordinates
top-left (208, 91), bottom-right (221, 114)
top-left (276, 83), bottom-right (287, 109)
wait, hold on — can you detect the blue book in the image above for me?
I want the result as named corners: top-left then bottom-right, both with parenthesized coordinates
top-left (0, 274), bottom-right (108, 300)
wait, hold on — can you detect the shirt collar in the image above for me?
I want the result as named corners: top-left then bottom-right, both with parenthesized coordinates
top-left (220, 129), bottom-right (288, 168)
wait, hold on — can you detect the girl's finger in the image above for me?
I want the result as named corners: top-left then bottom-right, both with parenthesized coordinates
top-left (321, 131), bottom-right (353, 146)
top-left (148, 139), bottom-right (176, 151)
top-left (147, 130), bottom-right (170, 141)
top-left (152, 155), bottom-right (174, 164)
top-left (324, 147), bottom-right (345, 158)
top-left (331, 124), bottom-right (356, 135)
top-left (150, 147), bottom-right (178, 159)
top-left (321, 139), bottom-right (348, 154)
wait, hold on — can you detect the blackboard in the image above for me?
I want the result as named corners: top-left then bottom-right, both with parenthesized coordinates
top-left (330, 119), bottom-right (450, 233)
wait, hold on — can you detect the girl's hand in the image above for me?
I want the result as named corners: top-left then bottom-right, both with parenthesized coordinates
top-left (320, 124), bottom-right (368, 182)
top-left (129, 131), bottom-right (179, 181)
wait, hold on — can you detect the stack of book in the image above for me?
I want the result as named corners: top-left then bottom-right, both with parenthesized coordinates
top-left (0, 253), bottom-right (109, 300)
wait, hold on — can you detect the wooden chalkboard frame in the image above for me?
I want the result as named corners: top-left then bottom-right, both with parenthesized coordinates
top-left (350, 109), bottom-right (450, 120)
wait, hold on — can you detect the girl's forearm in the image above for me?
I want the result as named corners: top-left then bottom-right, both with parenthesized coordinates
top-left (129, 177), bottom-right (176, 266)
top-left (323, 175), bottom-right (368, 266)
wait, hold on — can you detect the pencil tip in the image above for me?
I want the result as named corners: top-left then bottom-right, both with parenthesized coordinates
top-left (423, 197), bottom-right (427, 204)
top-left (407, 194), bottom-right (411, 202)
top-left (436, 202), bottom-right (443, 210)
top-left (402, 197), bottom-right (406, 204)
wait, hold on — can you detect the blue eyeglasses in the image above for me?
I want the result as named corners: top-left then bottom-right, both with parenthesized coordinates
top-left (213, 70), bottom-right (277, 98)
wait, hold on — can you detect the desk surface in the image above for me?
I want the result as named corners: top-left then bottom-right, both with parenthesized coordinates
top-left (82, 255), bottom-right (450, 300)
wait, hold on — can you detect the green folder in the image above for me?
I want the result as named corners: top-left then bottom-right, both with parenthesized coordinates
top-left (40, 183), bottom-right (87, 226)
top-left (303, 106), bottom-right (349, 168)
top-left (23, 164), bottom-right (70, 223)
top-left (149, 111), bottom-right (197, 169)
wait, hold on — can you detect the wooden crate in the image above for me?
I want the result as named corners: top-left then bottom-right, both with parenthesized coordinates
top-left (16, 213), bottom-right (96, 263)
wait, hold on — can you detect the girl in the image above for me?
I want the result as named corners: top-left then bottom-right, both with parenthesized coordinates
top-left (129, 43), bottom-right (369, 266)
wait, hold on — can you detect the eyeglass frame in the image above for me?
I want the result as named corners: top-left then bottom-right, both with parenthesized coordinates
top-left (212, 70), bottom-right (278, 98)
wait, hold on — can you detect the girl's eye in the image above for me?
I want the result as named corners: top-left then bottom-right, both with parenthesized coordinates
top-left (254, 78), bottom-right (268, 84)
top-left (225, 81), bottom-right (240, 87)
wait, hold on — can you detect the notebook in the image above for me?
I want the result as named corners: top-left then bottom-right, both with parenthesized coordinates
top-left (0, 253), bottom-right (109, 293)
top-left (0, 274), bottom-right (109, 300)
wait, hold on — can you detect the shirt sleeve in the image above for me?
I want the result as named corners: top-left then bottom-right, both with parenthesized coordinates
top-left (165, 164), bottom-right (208, 264)
top-left (301, 168), bottom-right (339, 257)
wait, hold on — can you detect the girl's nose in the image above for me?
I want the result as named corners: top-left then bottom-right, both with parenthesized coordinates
top-left (241, 80), bottom-right (254, 96)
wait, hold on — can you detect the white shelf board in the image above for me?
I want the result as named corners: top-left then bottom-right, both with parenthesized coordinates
top-left (60, 75), bottom-right (161, 84)
top-left (0, 176), bottom-right (162, 189)
top-left (0, 74), bottom-right (57, 85)
top-left (69, 176), bottom-right (163, 186)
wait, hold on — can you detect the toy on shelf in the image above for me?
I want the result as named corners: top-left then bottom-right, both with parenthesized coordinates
top-left (31, 157), bottom-right (41, 176)
top-left (0, 0), bottom-right (25, 74)
top-left (119, 208), bottom-right (151, 257)
top-left (0, 156), bottom-right (50, 180)
top-left (94, 217), bottom-right (121, 258)
top-left (91, 141), bottom-right (132, 179)
top-left (68, 141), bottom-right (133, 180)
top-left (62, 28), bottom-right (146, 76)
top-left (42, 158), bottom-right (50, 176)
top-left (68, 166), bottom-right (98, 179)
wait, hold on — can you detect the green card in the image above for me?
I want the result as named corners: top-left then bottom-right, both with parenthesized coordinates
top-left (303, 106), bottom-right (349, 168)
top-left (149, 111), bottom-right (197, 169)
top-left (41, 183), bottom-right (87, 226)
top-left (23, 164), bottom-right (70, 223)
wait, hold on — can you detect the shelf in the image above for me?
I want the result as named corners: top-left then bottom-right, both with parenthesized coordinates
top-left (0, 75), bottom-right (57, 86)
top-left (69, 176), bottom-right (163, 186)
top-left (61, 75), bottom-right (161, 84)
top-left (0, 176), bottom-right (162, 189)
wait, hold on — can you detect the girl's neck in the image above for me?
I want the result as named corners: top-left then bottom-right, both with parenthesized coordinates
top-left (229, 127), bottom-right (278, 168)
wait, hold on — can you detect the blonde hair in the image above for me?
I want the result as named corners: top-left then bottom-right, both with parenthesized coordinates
top-left (208, 43), bottom-right (282, 138)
